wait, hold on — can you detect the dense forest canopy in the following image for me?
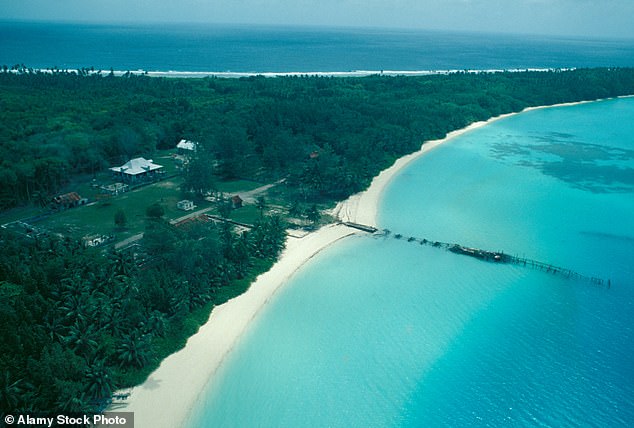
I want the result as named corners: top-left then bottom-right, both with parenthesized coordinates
top-left (2, 68), bottom-right (634, 417)
top-left (2, 68), bottom-right (634, 209)
top-left (0, 213), bottom-right (287, 415)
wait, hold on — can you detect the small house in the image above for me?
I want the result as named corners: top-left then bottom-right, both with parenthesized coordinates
top-left (82, 234), bottom-right (113, 247)
top-left (177, 200), bottom-right (196, 211)
top-left (231, 195), bottom-right (243, 209)
top-left (110, 158), bottom-right (163, 183)
top-left (52, 192), bottom-right (88, 209)
top-left (177, 139), bottom-right (197, 154)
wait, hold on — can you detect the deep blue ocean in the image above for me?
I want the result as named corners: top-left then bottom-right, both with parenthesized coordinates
top-left (1, 21), bottom-right (634, 72)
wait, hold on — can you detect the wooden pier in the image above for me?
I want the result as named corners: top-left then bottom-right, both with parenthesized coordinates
top-left (341, 221), bottom-right (378, 233)
top-left (502, 255), bottom-right (607, 287)
top-left (341, 222), bottom-right (609, 288)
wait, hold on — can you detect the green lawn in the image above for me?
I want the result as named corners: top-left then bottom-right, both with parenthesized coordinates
top-left (0, 205), bottom-right (46, 225)
top-left (1, 170), bottom-right (279, 241)
top-left (228, 205), bottom-right (262, 225)
top-left (37, 177), bottom-right (211, 240)
top-left (0, 152), bottom-right (182, 227)
top-left (216, 179), bottom-right (263, 194)
top-left (153, 149), bottom-right (181, 176)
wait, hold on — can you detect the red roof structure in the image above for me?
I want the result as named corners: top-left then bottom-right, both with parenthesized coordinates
top-left (231, 195), bottom-right (243, 208)
top-left (52, 192), bottom-right (86, 208)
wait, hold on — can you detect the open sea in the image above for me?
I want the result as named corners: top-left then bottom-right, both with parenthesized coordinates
top-left (3, 21), bottom-right (633, 427)
top-left (1, 21), bottom-right (634, 73)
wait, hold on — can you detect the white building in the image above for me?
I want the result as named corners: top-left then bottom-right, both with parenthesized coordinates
top-left (110, 158), bottom-right (163, 183)
top-left (177, 200), bottom-right (196, 211)
top-left (177, 139), bottom-right (197, 153)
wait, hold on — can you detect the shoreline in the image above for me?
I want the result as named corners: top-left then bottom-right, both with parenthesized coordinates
top-left (117, 97), bottom-right (622, 428)
top-left (118, 224), bottom-right (357, 428)
top-left (25, 67), bottom-right (565, 79)
top-left (334, 111), bottom-right (519, 226)
top-left (334, 94), bottom-right (634, 226)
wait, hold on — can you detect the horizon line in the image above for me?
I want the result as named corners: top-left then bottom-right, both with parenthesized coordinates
top-left (2, 18), bottom-right (634, 42)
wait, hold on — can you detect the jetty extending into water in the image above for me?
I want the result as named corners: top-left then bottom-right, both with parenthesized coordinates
top-left (447, 244), bottom-right (608, 287)
top-left (340, 222), bottom-right (610, 288)
top-left (341, 221), bottom-right (379, 233)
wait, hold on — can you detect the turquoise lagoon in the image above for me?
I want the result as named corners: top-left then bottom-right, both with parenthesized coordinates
top-left (188, 98), bottom-right (634, 427)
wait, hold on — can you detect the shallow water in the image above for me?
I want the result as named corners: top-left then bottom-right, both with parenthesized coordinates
top-left (189, 98), bottom-right (634, 427)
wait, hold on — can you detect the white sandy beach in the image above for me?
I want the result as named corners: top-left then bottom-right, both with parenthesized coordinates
top-left (116, 224), bottom-right (355, 427)
top-left (116, 99), bottom-right (611, 428)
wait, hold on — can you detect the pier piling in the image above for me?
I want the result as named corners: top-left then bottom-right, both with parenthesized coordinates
top-left (340, 221), bottom-right (609, 288)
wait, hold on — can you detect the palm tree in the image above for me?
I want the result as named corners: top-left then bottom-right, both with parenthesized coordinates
top-left (0, 372), bottom-right (25, 411)
top-left (288, 199), bottom-right (303, 218)
top-left (64, 320), bottom-right (99, 357)
top-left (59, 274), bottom-right (91, 299)
top-left (84, 360), bottom-right (114, 401)
top-left (11, 389), bottom-right (37, 416)
top-left (116, 331), bottom-right (149, 369)
top-left (145, 311), bottom-right (167, 338)
top-left (107, 248), bottom-right (135, 278)
top-left (43, 311), bottom-right (66, 342)
top-left (256, 196), bottom-right (266, 216)
top-left (306, 204), bottom-right (321, 226)
top-left (266, 215), bottom-right (287, 256)
top-left (60, 294), bottom-right (90, 323)
top-left (54, 386), bottom-right (91, 413)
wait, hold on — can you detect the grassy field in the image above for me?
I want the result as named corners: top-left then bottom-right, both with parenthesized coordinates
top-left (0, 159), bottom-right (288, 243)
top-left (37, 177), bottom-right (211, 240)
top-left (152, 149), bottom-right (181, 176)
top-left (228, 205), bottom-right (261, 225)
top-left (216, 179), bottom-right (263, 194)
top-left (0, 205), bottom-right (46, 225)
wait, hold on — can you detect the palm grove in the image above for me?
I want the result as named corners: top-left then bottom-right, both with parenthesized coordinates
top-left (2, 67), bottom-right (634, 415)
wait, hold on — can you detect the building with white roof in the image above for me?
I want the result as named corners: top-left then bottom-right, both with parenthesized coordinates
top-left (177, 139), bottom-right (197, 153)
top-left (109, 157), bottom-right (163, 183)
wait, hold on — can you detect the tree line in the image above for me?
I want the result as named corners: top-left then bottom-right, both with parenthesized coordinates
top-left (2, 68), bottom-right (634, 209)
